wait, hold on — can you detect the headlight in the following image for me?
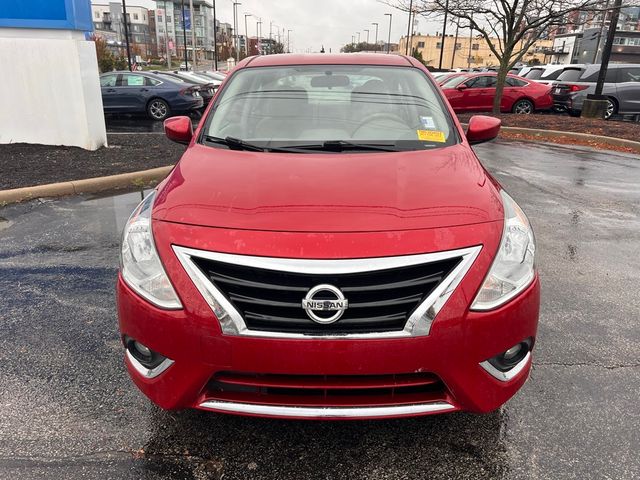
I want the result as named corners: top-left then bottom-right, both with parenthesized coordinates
top-left (120, 191), bottom-right (182, 309)
top-left (471, 191), bottom-right (536, 310)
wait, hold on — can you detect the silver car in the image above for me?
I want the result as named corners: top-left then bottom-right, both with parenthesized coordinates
top-left (552, 63), bottom-right (640, 119)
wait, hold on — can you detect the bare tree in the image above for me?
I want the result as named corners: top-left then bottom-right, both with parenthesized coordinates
top-left (383, 0), bottom-right (625, 113)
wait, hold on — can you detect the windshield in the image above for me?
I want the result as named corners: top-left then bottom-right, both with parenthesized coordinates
top-left (202, 65), bottom-right (457, 152)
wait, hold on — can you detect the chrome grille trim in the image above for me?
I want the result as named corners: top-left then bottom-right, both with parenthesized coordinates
top-left (173, 245), bottom-right (482, 339)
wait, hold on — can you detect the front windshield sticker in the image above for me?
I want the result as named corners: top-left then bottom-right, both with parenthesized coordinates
top-left (417, 130), bottom-right (446, 143)
top-left (420, 116), bottom-right (436, 129)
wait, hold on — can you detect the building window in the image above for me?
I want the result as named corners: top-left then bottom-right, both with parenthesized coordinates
top-left (472, 43), bottom-right (480, 50)
top-left (133, 13), bottom-right (139, 20)
top-left (436, 42), bottom-right (442, 49)
top-left (417, 41), bottom-right (425, 48)
top-left (94, 11), bottom-right (100, 18)
top-left (157, 15), bottom-right (163, 22)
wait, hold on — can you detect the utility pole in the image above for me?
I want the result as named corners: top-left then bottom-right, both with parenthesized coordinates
top-left (163, 0), bottom-right (171, 68)
top-left (372, 22), bottom-right (378, 52)
top-left (121, 0), bottom-right (133, 71)
top-left (450, 22), bottom-right (459, 69)
top-left (593, 0), bottom-right (611, 63)
top-left (405, 0), bottom-right (412, 55)
top-left (189, 0), bottom-right (196, 68)
top-left (582, 0), bottom-right (622, 118)
top-left (438, 0), bottom-right (449, 69)
top-left (384, 13), bottom-right (392, 54)
top-left (467, 18), bottom-right (473, 69)
top-left (180, 0), bottom-right (188, 69)
top-left (212, 0), bottom-right (218, 70)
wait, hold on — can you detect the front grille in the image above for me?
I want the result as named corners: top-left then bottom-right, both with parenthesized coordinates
top-left (191, 255), bottom-right (461, 334)
top-left (204, 371), bottom-right (448, 408)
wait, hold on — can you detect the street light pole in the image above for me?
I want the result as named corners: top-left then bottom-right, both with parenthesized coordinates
top-left (372, 22), bottom-right (378, 52)
top-left (356, 31), bottom-right (360, 43)
top-left (244, 13), bottom-right (251, 56)
top-left (189, 0), bottom-right (196, 68)
top-left (287, 29), bottom-right (292, 53)
top-left (384, 13), bottom-right (392, 54)
top-left (438, 0), bottom-right (449, 69)
top-left (163, 0), bottom-right (172, 68)
top-left (212, 0), bottom-right (218, 70)
top-left (180, 0), bottom-right (188, 69)
top-left (232, 1), bottom-right (241, 62)
top-left (121, 0), bottom-right (133, 71)
top-left (257, 19), bottom-right (262, 54)
top-left (364, 29), bottom-right (369, 45)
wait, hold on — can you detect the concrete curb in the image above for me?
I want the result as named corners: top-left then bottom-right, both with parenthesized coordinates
top-left (499, 126), bottom-right (640, 153)
top-left (0, 165), bottom-right (173, 205)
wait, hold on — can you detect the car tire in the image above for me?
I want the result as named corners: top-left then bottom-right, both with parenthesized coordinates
top-left (147, 98), bottom-right (170, 121)
top-left (512, 99), bottom-right (534, 115)
top-left (604, 98), bottom-right (617, 120)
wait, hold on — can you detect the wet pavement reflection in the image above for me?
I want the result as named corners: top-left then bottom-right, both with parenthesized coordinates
top-left (106, 113), bottom-right (201, 133)
top-left (0, 141), bottom-right (639, 479)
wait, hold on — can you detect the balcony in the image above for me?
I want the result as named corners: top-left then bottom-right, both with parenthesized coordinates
top-left (542, 47), bottom-right (570, 55)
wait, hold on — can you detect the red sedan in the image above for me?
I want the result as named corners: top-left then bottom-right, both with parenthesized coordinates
top-left (117, 54), bottom-right (539, 419)
top-left (441, 72), bottom-right (553, 114)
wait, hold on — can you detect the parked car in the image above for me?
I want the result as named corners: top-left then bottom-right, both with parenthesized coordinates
top-left (197, 70), bottom-right (227, 82)
top-left (99, 71), bottom-right (203, 120)
top-left (153, 70), bottom-right (217, 105)
top-left (552, 63), bottom-right (640, 118)
top-left (117, 53), bottom-right (539, 419)
top-left (434, 72), bottom-right (466, 85)
top-left (441, 72), bottom-right (553, 113)
top-left (524, 64), bottom-right (586, 86)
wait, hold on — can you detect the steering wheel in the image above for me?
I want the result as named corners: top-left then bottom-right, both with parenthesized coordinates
top-left (352, 113), bottom-right (409, 136)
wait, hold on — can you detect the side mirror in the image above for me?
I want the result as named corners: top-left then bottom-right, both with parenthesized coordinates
top-left (164, 116), bottom-right (193, 144)
top-left (466, 115), bottom-right (501, 145)
top-left (456, 84), bottom-right (468, 91)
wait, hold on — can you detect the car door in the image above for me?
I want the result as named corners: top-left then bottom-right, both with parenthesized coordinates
top-left (467, 75), bottom-right (497, 111)
top-left (100, 74), bottom-right (119, 112)
top-left (118, 74), bottom-right (154, 113)
top-left (502, 76), bottom-right (527, 111)
top-left (451, 76), bottom-right (487, 111)
top-left (615, 67), bottom-right (640, 114)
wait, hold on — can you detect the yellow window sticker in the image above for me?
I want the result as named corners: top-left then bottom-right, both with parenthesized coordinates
top-left (417, 130), bottom-right (446, 143)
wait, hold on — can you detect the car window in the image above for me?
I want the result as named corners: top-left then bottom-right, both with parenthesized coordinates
top-left (100, 74), bottom-right (117, 87)
top-left (506, 77), bottom-right (527, 87)
top-left (524, 69), bottom-right (544, 80)
top-left (121, 74), bottom-right (146, 86)
top-left (556, 68), bottom-right (584, 82)
top-left (540, 69), bottom-right (563, 80)
top-left (203, 64), bottom-right (457, 151)
top-left (441, 75), bottom-right (467, 88)
top-left (466, 76), bottom-right (496, 88)
top-left (618, 67), bottom-right (640, 82)
top-left (145, 77), bottom-right (162, 86)
top-left (581, 69), bottom-right (617, 83)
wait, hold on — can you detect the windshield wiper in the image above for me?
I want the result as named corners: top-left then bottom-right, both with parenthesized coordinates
top-left (279, 140), bottom-right (398, 152)
top-left (203, 135), bottom-right (266, 151)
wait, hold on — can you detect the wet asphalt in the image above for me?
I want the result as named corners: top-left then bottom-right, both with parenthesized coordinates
top-left (1, 140), bottom-right (639, 480)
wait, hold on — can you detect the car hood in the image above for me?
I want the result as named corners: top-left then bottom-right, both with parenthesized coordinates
top-left (153, 143), bottom-right (503, 233)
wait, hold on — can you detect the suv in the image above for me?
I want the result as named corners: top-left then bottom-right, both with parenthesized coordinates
top-left (552, 63), bottom-right (640, 118)
top-left (524, 64), bottom-right (586, 86)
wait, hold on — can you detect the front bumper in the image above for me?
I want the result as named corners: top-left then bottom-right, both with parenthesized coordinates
top-left (117, 221), bottom-right (540, 419)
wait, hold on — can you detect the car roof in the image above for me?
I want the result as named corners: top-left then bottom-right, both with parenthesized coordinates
top-left (240, 53), bottom-right (414, 68)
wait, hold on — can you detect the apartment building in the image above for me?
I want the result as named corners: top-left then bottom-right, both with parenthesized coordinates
top-left (92, 3), bottom-right (153, 57)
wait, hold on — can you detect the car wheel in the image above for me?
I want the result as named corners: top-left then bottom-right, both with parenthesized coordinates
top-left (512, 99), bottom-right (534, 115)
top-left (604, 98), bottom-right (617, 120)
top-left (147, 99), bottom-right (170, 121)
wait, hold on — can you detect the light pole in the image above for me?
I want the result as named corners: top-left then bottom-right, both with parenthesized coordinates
top-left (244, 13), bottom-right (251, 57)
top-left (356, 31), bottom-right (360, 43)
top-left (212, 0), bottom-right (217, 70)
top-left (163, 0), bottom-right (172, 68)
top-left (287, 29), bottom-right (292, 53)
top-left (364, 29), bottom-right (369, 45)
top-left (189, 0), bottom-right (196, 67)
top-left (372, 22), bottom-right (379, 52)
top-left (257, 18), bottom-right (262, 54)
top-left (438, 0), bottom-right (449, 69)
top-left (405, 0), bottom-right (412, 55)
top-left (180, 0), bottom-right (188, 68)
top-left (351, 35), bottom-right (355, 47)
top-left (121, 0), bottom-right (133, 70)
top-left (384, 13), bottom-right (392, 54)
top-left (232, 1), bottom-right (241, 62)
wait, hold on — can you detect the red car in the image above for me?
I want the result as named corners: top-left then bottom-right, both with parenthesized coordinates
top-left (441, 72), bottom-right (553, 114)
top-left (117, 54), bottom-right (539, 420)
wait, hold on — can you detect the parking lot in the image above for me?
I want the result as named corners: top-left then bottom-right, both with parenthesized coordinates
top-left (1, 139), bottom-right (639, 479)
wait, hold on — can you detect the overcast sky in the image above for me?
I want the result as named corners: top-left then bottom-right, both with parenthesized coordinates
top-left (126, 0), bottom-right (443, 53)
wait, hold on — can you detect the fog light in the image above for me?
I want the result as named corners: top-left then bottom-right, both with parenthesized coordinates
top-left (125, 336), bottom-right (166, 369)
top-left (488, 338), bottom-right (532, 372)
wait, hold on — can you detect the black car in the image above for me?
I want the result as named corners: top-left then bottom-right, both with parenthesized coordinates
top-left (99, 71), bottom-right (203, 120)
